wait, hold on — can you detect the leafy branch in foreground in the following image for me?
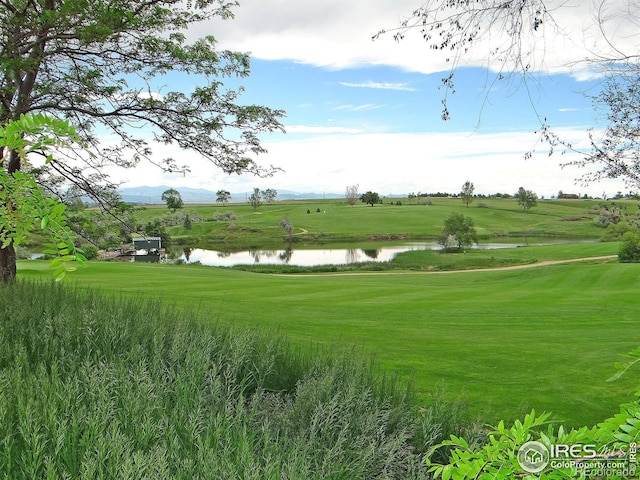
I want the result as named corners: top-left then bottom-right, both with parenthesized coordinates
top-left (1, 114), bottom-right (85, 280)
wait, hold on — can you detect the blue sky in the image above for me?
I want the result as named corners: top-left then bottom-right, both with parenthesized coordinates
top-left (113, 0), bottom-right (637, 198)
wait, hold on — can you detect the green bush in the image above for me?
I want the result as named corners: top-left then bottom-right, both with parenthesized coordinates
top-left (214, 211), bottom-right (238, 221)
top-left (80, 243), bottom-right (99, 260)
top-left (618, 231), bottom-right (640, 262)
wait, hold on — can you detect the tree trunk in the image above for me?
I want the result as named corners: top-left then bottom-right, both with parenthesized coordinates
top-left (0, 243), bottom-right (17, 283)
top-left (0, 150), bottom-right (21, 283)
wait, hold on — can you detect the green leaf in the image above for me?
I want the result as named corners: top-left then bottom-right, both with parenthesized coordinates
top-left (51, 203), bottom-right (66, 217)
top-left (53, 268), bottom-right (66, 282)
top-left (613, 432), bottom-right (633, 443)
top-left (442, 464), bottom-right (453, 480)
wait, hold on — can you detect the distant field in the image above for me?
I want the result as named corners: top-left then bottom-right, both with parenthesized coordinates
top-left (134, 197), bottom-right (624, 248)
top-left (19, 255), bottom-right (640, 428)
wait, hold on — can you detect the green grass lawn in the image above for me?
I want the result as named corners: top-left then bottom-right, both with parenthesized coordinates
top-left (19, 256), bottom-right (640, 428)
top-left (135, 197), bottom-right (622, 248)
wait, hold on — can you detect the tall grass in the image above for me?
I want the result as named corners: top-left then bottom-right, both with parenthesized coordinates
top-left (0, 281), bottom-right (476, 479)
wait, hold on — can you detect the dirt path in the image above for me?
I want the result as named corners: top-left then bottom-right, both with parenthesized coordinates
top-left (276, 255), bottom-right (618, 277)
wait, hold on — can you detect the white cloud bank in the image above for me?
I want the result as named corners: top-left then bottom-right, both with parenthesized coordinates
top-left (117, 128), bottom-right (627, 198)
top-left (203, 0), bottom-right (640, 77)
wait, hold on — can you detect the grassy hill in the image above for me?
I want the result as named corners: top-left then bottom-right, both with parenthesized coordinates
top-left (135, 197), bottom-right (618, 249)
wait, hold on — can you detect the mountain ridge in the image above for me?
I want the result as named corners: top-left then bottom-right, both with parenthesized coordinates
top-left (118, 186), bottom-right (346, 204)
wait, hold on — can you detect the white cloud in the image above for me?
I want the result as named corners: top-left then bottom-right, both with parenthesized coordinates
top-left (330, 104), bottom-right (385, 112)
top-left (137, 92), bottom-right (164, 101)
top-left (202, 0), bottom-right (640, 77)
top-left (286, 125), bottom-right (363, 134)
top-left (117, 128), bottom-right (626, 198)
top-left (338, 81), bottom-right (416, 91)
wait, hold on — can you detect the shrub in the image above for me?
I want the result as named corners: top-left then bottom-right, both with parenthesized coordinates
top-left (438, 213), bottom-right (478, 251)
top-left (618, 231), bottom-right (640, 262)
top-left (183, 213), bottom-right (192, 230)
top-left (602, 221), bottom-right (635, 241)
top-left (594, 209), bottom-right (620, 227)
top-left (214, 211), bottom-right (238, 221)
top-left (80, 243), bottom-right (99, 260)
top-left (15, 246), bottom-right (32, 260)
top-left (476, 202), bottom-right (489, 208)
top-left (159, 210), bottom-right (203, 227)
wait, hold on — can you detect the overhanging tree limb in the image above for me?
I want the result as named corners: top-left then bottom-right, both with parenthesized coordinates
top-left (0, 0), bottom-right (285, 281)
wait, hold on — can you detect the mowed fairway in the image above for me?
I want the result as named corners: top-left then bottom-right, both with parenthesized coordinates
top-left (19, 257), bottom-right (640, 428)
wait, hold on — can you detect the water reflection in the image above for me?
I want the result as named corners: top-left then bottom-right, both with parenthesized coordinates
top-left (165, 238), bottom-right (595, 268)
top-left (168, 244), bottom-right (425, 267)
top-left (131, 249), bottom-right (164, 263)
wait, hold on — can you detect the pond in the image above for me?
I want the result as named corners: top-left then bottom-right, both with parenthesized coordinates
top-left (158, 238), bottom-right (593, 267)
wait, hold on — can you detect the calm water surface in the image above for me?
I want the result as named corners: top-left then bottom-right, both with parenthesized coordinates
top-left (160, 239), bottom-right (592, 267)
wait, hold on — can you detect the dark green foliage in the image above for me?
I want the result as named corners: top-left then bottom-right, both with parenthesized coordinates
top-left (142, 219), bottom-right (170, 244)
top-left (515, 186), bottom-right (538, 210)
top-left (216, 190), bottom-right (231, 205)
top-left (438, 213), bottom-right (478, 251)
top-left (618, 231), bottom-right (640, 262)
top-left (65, 198), bottom-right (136, 249)
top-left (460, 181), bottom-right (474, 207)
top-left (0, 0), bottom-right (285, 281)
top-left (0, 281), bottom-right (471, 478)
top-left (161, 188), bottom-right (183, 212)
top-left (182, 213), bottom-right (192, 230)
top-left (249, 187), bottom-right (262, 211)
top-left (80, 243), bottom-right (99, 260)
top-left (360, 191), bottom-right (380, 206)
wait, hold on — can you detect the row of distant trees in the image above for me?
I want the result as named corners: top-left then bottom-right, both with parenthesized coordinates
top-left (163, 183), bottom-right (634, 213)
top-left (160, 187), bottom-right (278, 212)
top-left (460, 181), bottom-right (538, 211)
top-left (345, 182), bottom-right (539, 210)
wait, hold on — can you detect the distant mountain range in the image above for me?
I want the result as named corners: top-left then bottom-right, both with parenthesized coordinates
top-left (118, 186), bottom-right (346, 204)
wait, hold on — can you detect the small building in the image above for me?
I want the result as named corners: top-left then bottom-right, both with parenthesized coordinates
top-left (133, 237), bottom-right (162, 251)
